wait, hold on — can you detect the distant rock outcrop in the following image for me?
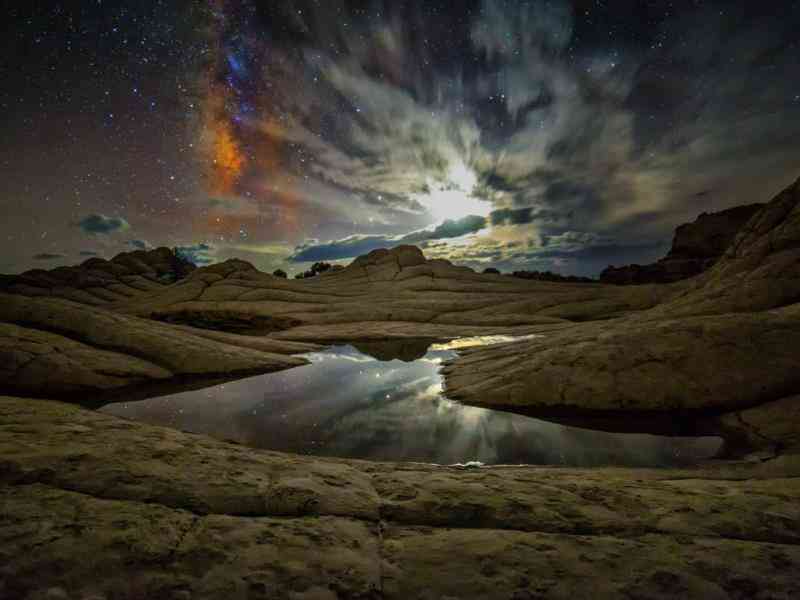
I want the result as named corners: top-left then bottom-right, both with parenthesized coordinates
top-left (600, 203), bottom-right (764, 284)
top-left (0, 247), bottom-right (196, 305)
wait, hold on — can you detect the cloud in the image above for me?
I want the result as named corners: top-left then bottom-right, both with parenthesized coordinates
top-left (127, 240), bottom-right (152, 250)
top-left (33, 253), bottom-right (65, 261)
top-left (175, 243), bottom-right (214, 266)
top-left (224, 243), bottom-right (289, 256)
top-left (290, 235), bottom-right (393, 263)
top-left (533, 242), bottom-right (666, 262)
top-left (491, 208), bottom-right (534, 226)
top-left (77, 214), bottom-right (130, 235)
top-left (79, 251), bottom-right (99, 257)
top-left (204, 0), bottom-right (800, 276)
top-left (290, 215), bottom-right (488, 262)
top-left (403, 215), bottom-right (487, 243)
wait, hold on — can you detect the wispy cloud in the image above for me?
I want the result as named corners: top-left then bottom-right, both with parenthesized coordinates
top-left (77, 214), bottom-right (130, 235)
top-left (175, 243), bottom-right (214, 266)
top-left (202, 0), bottom-right (800, 275)
top-left (290, 215), bottom-right (488, 262)
top-left (32, 253), bottom-right (65, 261)
top-left (127, 240), bottom-right (152, 251)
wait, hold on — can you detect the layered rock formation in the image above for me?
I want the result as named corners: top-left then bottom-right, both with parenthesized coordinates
top-left (444, 177), bottom-right (800, 455)
top-left (114, 244), bottom-right (672, 334)
top-left (1, 178), bottom-right (799, 597)
top-left (0, 291), bottom-right (312, 403)
top-left (2, 397), bottom-right (800, 599)
top-left (0, 180), bottom-right (798, 446)
top-left (600, 203), bottom-right (764, 284)
top-left (0, 247), bottom-right (196, 305)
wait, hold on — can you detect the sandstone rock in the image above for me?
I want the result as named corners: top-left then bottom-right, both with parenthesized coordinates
top-left (653, 176), bottom-right (800, 316)
top-left (0, 183), bottom-right (798, 598)
top-left (111, 245), bottom-right (672, 330)
top-left (713, 394), bottom-right (800, 457)
top-left (1, 180), bottom-right (797, 450)
top-left (600, 203), bottom-right (764, 285)
top-left (0, 178), bottom-right (797, 453)
top-left (1, 397), bottom-right (800, 599)
top-left (443, 177), bottom-right (800, 455)
top-left (0, 247), bottom-right (196, 305)
top-left (670, 203), bottom-right (766, 260)
top-left (443, 307), bottom-right (800, 417)
top-left (0, 293), bottom-right (306, 400)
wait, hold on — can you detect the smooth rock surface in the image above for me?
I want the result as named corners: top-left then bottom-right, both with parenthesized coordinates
top-left (2, 397), bottom-right (800, 599)
top-left (0, 293), bottom-right (306, 400)
top-left (443, 176), bottom-right (800, 453)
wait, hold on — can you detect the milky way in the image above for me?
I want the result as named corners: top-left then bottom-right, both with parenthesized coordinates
top-left (3, 1), bottom-right (800, 276)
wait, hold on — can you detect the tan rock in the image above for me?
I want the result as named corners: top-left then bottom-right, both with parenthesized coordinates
top-left (2, 397), bottom-right (800, 599)
top-left (441, 176), bottom-right (800, 455)
top-left (0, 294), bottom-right (306, 399)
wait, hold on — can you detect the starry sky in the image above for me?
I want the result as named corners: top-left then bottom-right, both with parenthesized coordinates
top-left (3, 1), bottom-right (800, 277)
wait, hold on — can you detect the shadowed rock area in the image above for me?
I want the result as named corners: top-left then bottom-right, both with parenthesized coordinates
top-left (1, 178), bottom-right (799, 597)
top-left (0, 247), bottom-right (197, 305)
top-left (600, 203), bottom-right (764, 285)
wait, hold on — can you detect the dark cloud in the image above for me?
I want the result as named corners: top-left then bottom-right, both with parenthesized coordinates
top-left (403, 215), bottom-right (487, 243)
top-left (291, 215), bottom-right (488, 262)
top-left (533, 242), bottom-right (666, 262)
top-left (491, 208), bottom-right (534, 226)
top-left (175, 243), bottom-right (214, 266)
top-left (217, 1), bottom-right (797, 248)
top-left (79, 251), bottom-right (99, 257)
top-left (291, 236), bottom-right (392, 263)
top-left (77, 214), bottom-right (130, 235)
top-left (33, 253), bottom-right (65, 261)
top-left (13, 0), bottom-right (789, 277)
top-left (128, 240), bottom-right (152, 250)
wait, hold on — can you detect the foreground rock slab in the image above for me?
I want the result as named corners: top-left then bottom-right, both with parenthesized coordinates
top-left (0, 293), bottom-right (307, 401)
top-left (2, 397), bottom-right (800, 599)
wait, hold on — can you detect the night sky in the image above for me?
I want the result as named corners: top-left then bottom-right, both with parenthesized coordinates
top-left (3, 1), bottom-right (800, 277)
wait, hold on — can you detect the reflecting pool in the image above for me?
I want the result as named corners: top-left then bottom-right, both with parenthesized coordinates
top-left (101, 337), bottom-right (723, 467)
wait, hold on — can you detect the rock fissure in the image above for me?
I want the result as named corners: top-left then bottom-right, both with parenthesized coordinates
top-left (6, 479), bottom-right (800, 549)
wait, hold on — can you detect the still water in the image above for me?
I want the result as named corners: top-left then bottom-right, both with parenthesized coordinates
top-left (101, 336), bottom-right (723, 467)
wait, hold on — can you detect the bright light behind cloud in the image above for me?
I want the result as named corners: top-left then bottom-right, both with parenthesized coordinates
top-left (417, 160), bottom-right (491, 222)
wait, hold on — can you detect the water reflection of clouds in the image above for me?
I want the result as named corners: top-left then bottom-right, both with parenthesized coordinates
top-left (102, 342), bottom-right (723, 467)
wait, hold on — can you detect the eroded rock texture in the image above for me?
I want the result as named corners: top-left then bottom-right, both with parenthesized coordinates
top-left (2, 397), bottom-right (800, 599)
top-left (0, 292), bottom-right (308, 402)
top-left (1, 179), bottom-right (799, 597)
top-left (600, 203), bottom-right (764, 285)
top-left (444, 176), bottom-right (800, 455)
top-left (0, 247), bottom-right (196, 305)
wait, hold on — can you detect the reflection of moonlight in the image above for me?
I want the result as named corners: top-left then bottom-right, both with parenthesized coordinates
top-left (102, 340), bottom-right (723, 467)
